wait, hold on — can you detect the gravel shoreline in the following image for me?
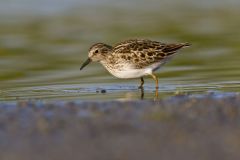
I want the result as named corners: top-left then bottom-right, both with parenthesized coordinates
top-left (0, 93), bottom-right (240, 160)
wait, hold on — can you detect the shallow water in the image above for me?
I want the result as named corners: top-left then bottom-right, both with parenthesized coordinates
top-left (0, 0), bottom-right (240, 101)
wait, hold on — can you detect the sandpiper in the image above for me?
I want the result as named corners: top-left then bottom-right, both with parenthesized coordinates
top-left (80, 39), bottom-right (190, 88)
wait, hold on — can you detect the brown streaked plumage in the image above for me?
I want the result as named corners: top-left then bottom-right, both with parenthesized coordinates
top-left (80, 39), bottom-right (190, 89)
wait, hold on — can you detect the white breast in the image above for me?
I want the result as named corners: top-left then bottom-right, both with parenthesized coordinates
top-left (101, 61), bottom-right (164, 79)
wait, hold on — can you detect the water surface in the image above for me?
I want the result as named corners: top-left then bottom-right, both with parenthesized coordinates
top-left (0, 0), bottom-right (240, 101)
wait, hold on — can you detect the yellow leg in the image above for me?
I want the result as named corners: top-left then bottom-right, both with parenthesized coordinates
top-left (150, 73), bottom-right (159, 89)
top-left (138, 77), bottom-right (144, 88)
top-left (150, 73), bottom-right (159, 99)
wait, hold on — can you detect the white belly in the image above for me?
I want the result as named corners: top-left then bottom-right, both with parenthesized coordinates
top-left (102, 62), bottom-right (163, 79)
top-left (107, 68), bottom-right (149, 78)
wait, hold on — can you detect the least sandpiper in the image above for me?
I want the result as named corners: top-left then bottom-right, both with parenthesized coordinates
top-left (80, 39), bottom-right (190, 88)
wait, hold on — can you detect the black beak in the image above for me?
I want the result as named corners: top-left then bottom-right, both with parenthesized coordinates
top-left (80, 58), bottom-right (92, 70)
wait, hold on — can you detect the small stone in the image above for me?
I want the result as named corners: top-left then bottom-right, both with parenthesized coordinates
top-left (101, 89), bottom-right (106, 93)
top-left (96, 89), bottom-right (106, 93)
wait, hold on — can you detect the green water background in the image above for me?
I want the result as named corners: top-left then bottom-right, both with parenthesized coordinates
top-left (0, 0), bottom-right (240, 101)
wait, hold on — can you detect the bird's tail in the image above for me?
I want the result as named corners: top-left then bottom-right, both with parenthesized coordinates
top-left (162, 42), bottom-right (191, 53)
top-left (181, 42), bottom-right (191, 47)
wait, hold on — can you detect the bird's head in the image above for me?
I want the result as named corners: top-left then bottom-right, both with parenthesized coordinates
top-left (80, 43), bottom-right (112, 70)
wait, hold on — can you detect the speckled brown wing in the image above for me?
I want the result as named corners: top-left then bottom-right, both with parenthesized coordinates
top-left (112, 39), bottom-right (189, 69)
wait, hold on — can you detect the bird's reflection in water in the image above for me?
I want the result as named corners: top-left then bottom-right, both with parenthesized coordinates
top-left (140, 87), bottom-right (144, 99)
top-left (139, 87), bottom-right (159, 100)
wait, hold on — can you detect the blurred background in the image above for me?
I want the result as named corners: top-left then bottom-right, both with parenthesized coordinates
top-left (0, 0), bottom-right (240, 101)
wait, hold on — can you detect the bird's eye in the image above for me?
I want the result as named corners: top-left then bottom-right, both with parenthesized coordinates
top-left (94, 50), bottom-right (99, 54)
